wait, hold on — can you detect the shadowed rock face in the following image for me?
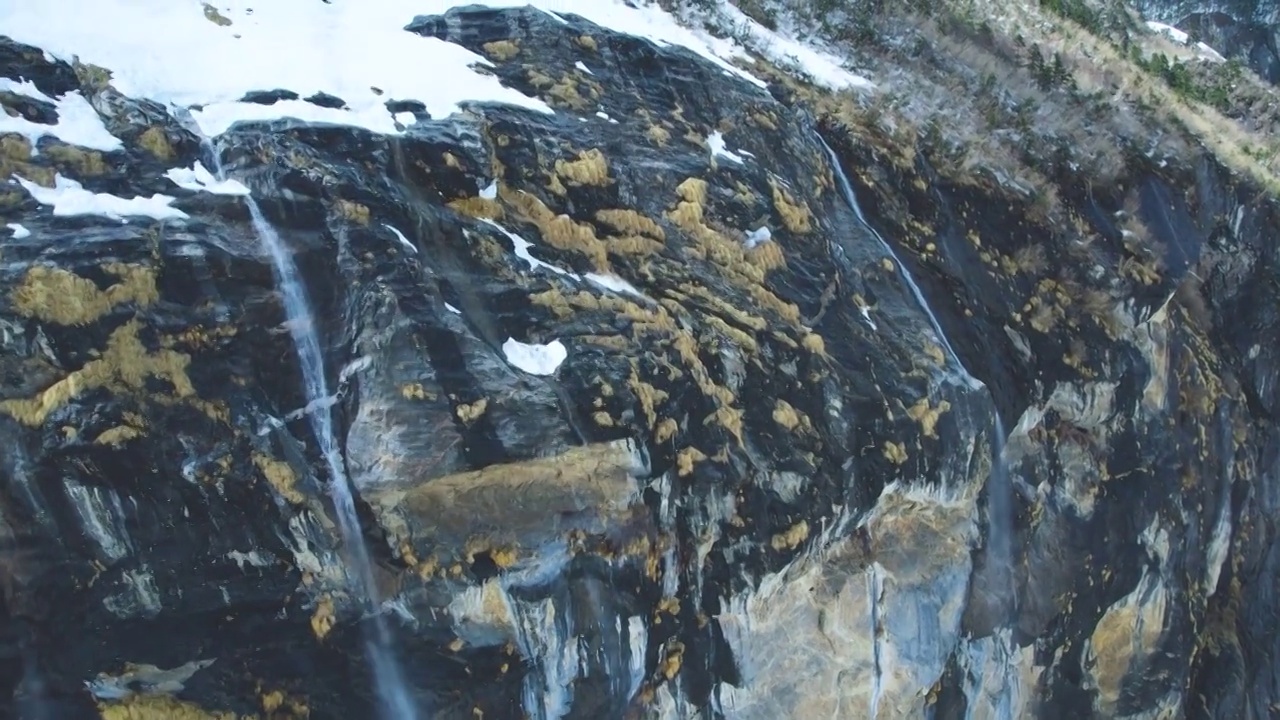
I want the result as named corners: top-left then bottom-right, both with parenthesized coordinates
top-left (1136, 0), bottom-right (1280, 83)
top-left (0, 5), bottom-right (1276, 720)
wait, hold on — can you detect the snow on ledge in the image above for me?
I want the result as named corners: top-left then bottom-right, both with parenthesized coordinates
top-left (0, 78), bottom-right (122, 152)
top-left (15, 174), bottom-right (187, 222)
top-left (165, 162), bottom-right (250, 195)
top-left (7, 223), bottom-right (32, 239)
top-left (502, 337), bottom-right (568, 376)
top-left (0, 0), bottom-right (778, 137)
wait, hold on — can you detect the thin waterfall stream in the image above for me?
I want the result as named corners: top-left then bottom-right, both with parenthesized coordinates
top-left (817, 136), bottom-right (981, 391)
top-left (203, 143), bottom-right (418, 719)
top-left (819, 133), bottom-right (1018, 713)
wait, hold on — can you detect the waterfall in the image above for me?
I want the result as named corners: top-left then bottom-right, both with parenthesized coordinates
top-left (816, 136), bottom-right (982, 391)
top-left (203, 142), bottom-right (418, 719)
top-left (986, 414), bottom-right (1016, 720)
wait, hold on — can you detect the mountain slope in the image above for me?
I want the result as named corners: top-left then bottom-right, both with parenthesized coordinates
top-left (0, 1), bottom-right (1277, 719)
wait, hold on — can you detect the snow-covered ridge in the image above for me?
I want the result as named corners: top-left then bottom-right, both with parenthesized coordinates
top-left (0, 0), bottom-right (873, 138)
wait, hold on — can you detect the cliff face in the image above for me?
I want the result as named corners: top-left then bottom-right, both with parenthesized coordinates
top-left (1135, 0), bottom-right (1280, 83)
top-left (0, 2), bottom-right (1277, 720)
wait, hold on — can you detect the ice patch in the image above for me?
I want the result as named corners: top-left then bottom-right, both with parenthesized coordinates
top-left (382, 223), bottom-right (417, 253)
top-left (6, 223), bottom-right (31, 239)
top-left (165, 161), bottom-right (250, 195)
top-left (503, 337), bottom-right (568, 376)
top-left (0, 77), bottom-right (122, 152)
top-left (707, 130), bottom-right (744, 163)
top-left (16, 174), bottom-right (187, 221)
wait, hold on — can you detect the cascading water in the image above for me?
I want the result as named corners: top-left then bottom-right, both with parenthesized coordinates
top-left (817, 136), bottom-right (981, 391)
top-left (820, 133), bottom-right (1021, 715)
top-left (986, 415), bottom-right (1015, 720)
top-left (202, 142), bottom-right (418, 719)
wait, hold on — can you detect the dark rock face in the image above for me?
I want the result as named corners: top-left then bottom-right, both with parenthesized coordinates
top-left (0, 5), bottom-right (1276, 720)
top-left (1135, 0), bottom-right (1280, 83)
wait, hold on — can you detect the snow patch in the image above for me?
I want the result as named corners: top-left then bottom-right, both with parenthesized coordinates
top-left (744, 226), bottom-right (771, 249)
top-left (165, 161), bottom-right (250, 195)
top-left (445, 303), bottom-right (462, 314)
top-left (0, 0), bottom-right (780, 137)
top-left (712, 1), bottom-right (875, 91)
top-left (502, 337), bottom-right (568, 376)
top-left (6, 223), bottom-right (31, 239)
top-left (16, 174), bottom-right (187, 221)
top-left (0, 77), bottom-right (122, 152)
top-left (1146, 20), bottom-right (1189, 45)
top-left (575, 61), bottom-right (594, 75)
top-left (479, 180), bottom-right (498, 200)
top-left (585, 272), bottom-right (646, 299)
top-left (707, 130), bottom-right (744, 163)
top-left (382, 223), bottom-right (417, 253)
top-left (480, 218), bottom-right (577, 277)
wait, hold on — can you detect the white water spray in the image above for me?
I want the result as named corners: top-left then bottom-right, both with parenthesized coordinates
top-left (817, 136), bottom-right (982, 391)
top-left (203, 142), bottom-right (418, 719)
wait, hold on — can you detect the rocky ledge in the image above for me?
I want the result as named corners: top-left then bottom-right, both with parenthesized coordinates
top-left (0, 3), bottom-right (1278, 720)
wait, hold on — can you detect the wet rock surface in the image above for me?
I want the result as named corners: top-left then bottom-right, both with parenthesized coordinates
top-left (0, 4), bottom-right (1276, 720)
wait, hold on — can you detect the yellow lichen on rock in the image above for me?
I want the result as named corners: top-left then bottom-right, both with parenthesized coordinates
top-left (502, 186), bottom-right (609, 271)
top-left (448, 196), bottom-right (504, 220)
top-left (676, 446), bottom-right (708, 476)
top-left (0, 320), bottom-right (194, 426)
top-left (252, 452), bottom-right (304, 505)
top-left (137, 127), bottom-right (175, 161)
top-left (455, 398), bottom-right (489, 424)
top-left (98, 695), bottom-right (239, 720)
top-left (310, 595), bottom-right (336, 640)
top-left (335, 199), bottom-right (370, 224)
top-left (906, 397), bottom-right (952, 438)
top-left (770, 179), bottom-right (812, 233)
top-left (595, 209), bottom-right (666, 241)
top-left (883, 441), bottom-right (908, 464)
top-left (12, 263), bottom-right (158, 326)
top-left (482, 40), bottom-right (520, 61)
top-left (770, 520), bottom-right (810, 551)
top-left (554, 148), bottom-right (611, 187)
top-left (42, 143), bottom-right (108, 175)
top-left (95, 425), bottom-right (142, 446)
top-left (772, 399), bottom-right (804, 431)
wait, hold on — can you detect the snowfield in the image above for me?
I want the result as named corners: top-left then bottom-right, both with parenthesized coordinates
top-left (0, 0), bottom-right (872, 138)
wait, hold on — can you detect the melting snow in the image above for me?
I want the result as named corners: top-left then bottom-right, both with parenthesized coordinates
top-left (585, 272), bottom-right (646, 298)
top-left (707, 130), bottom-right (744, 163)
top-left (6, 223), bottom-right (31, 239)
top-left (744, 226), bottom-right (771, 248)
top-left (382, 223), bottom-right (417, 253)
top-left (712, 1), bottom-right (875, 91)
top-left (502, 337), bottom-right (568, 375)
top-left (165, 161), bottom-right (250, 195)
top-left (0, 0), bottom-right (777, 137)
top-left (15, 174), bottom-right (187, 221)
top-left (0, 77), bottom-right (123, 152)
top-left (480, 218), bottom-right (577, 277)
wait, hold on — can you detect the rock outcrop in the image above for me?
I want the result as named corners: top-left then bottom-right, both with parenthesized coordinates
top-left (0, 2), bottom-right (1277, 719)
